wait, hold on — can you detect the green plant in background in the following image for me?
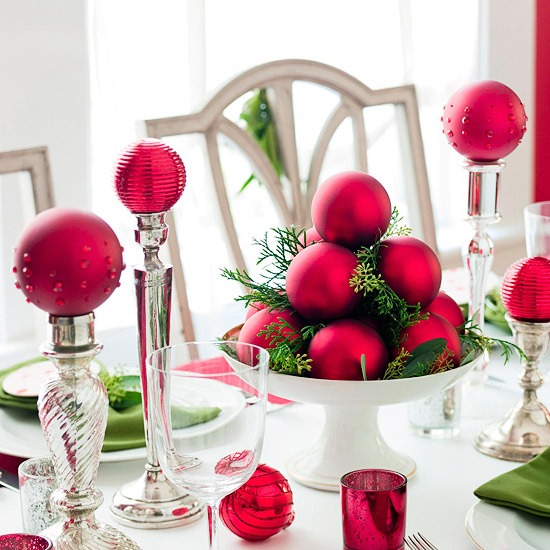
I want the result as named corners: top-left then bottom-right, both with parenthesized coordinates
top-left (239, 88), bottom-right (285, 192)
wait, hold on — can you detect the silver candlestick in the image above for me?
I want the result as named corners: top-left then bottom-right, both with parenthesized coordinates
top-left (475, 314), bottom-right (550, 461)
top-left (110, 213), bottom-right (202, 527)
top-left (463, 160), bottom-right (505, 382)
top-left (39, 314), bottom-right (140, 549)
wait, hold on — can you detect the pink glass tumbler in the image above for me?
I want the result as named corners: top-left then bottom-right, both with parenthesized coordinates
top-left (341, 469), bottom-right (407, 550)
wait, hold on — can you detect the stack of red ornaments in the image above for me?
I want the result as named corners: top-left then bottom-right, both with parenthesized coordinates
top-left (238, 171), bottom-right (465, 381)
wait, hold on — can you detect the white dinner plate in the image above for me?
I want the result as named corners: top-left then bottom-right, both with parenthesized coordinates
top-left (0, 379), bottom-right (246, 463)
top-left (465, 500), bottom-right (550, 549)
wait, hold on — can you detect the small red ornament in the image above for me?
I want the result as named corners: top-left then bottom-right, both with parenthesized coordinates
top-left (425, 291), bottom-right (465, 329)
top-left (113, 138), bottom-right (186, 214)
top-left (311, 171), bottom-right (392, 249)
top-left (286, 242), bottom-right (361, 321)
top-left (394, 312), bottom-right (462, 371)
top-left (238, 308), bottom-right (304, 350)
top-left (308, 319), bottom-right (388, 380)
top-left (442, 80), bottom-right (527, 162)
top-left (220, 464), bottom-right (294, 541)
top-left (500, 257), bottom-right (550, 322)
top-left (13, 207), bottom-right (124, 316)
top-left (377, 236), bottom-right (442, 308)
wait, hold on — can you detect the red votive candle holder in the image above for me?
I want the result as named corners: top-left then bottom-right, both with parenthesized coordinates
top-left (341, 469), bottom-right (407, 550)
top-left (0, 534), bottom-right (53, 550)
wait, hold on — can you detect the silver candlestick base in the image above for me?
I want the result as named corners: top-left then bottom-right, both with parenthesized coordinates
top-left (38, 314), bottom-right (140, 549)
top-left (474, 315), bottom-right (550, 461)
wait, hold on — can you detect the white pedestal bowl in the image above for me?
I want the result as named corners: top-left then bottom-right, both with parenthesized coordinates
top-left (267, 358), bottom-right (481, 491)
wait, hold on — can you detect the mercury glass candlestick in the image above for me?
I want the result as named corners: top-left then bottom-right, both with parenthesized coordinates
top-left (475, 257), bottom-right (550, 461)
top-left (110, 139), bottom-right (202, 528)
top-left (12, 207), bottom-right (139, 549)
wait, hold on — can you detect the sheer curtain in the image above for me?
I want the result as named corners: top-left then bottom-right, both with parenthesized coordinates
top-left (88, 0), bottom-right (480, 337)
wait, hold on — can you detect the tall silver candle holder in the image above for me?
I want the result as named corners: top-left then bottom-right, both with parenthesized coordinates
top-left (12, 207), bottom-right (140, 549)
top-left (110, 139), bottom-right (202, 528)
top-left (475, 315), bottom-right (550, 461)
top-left (39, 315), bottom-right (140, 549)
top-left (462, 160), bottom-right (504, 382)
top-left (475, 256), bottom-right (550, 461)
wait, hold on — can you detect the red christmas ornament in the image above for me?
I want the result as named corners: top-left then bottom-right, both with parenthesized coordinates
top-left (113, 138), bottom-right (186, 214)
top-left (311, 171), bottom-right (392, 249)
top-left (394, 312), bottom-right (462, 371)
top-left (377, 236), bottom-right (442, 308)
top-left (13, 207), bottom-right (124, 316)
top-left (442, 80), bottom-right (527, 162)
top-left (424, 291), bottom-right (465, 329)
top-left (220, 464), bottom-right (294, 541)
top-left (500, 257), bottom-right (550, 322)
top-left (286, 242), bottom-right (361, 321)
top-left (304, 226), bottom-right (323, 246)
top-left (238, 308), bottom-right (304, 350)
top-left (308, 319), bottom-right (388, 380)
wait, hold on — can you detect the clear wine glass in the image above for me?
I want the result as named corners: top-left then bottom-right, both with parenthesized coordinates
top-left (147, 341), bottom-right (269, 549)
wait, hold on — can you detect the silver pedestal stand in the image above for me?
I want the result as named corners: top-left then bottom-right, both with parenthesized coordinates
top-left (39, 314), bottom-right (140, 549)
top-left (475, 314), bottom-right (550, 461)
top-left (462, 160), bottom-right (505, 382)
top-left (110, 213), bottom-right (202, 528)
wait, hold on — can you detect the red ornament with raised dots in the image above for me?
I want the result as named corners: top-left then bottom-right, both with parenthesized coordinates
top-left (220, 464), bottom-right (294, 541)
top-left (113, 138), bottom-right (186, 214)
top-left (442, 80), bottom-right (527, 162)
top-left (500, 256), bottom-right (550, 322)
top-left (13, 207), bottom-right (124, 316)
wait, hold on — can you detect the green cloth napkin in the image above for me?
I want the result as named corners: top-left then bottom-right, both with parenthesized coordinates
top-left (474, 446), bottom-right (550, 517)
top-left (0, 360), bottom-right (221, 453)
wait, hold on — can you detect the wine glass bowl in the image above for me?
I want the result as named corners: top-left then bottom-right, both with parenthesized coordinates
top-left (147, 341), bottom-right (269, 549)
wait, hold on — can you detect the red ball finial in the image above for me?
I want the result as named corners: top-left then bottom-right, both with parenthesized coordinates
top-left (500, 257), bottom-right (550, 322)
top-left (12, 207), bottom-right (125, 316)
top-left (442, 80), bottom-right (527, 162)
top-left (113, 138), bottom-right (186, 214)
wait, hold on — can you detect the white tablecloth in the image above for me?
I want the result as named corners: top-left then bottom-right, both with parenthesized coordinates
top-left (1, 346), bottom-right (548, 549)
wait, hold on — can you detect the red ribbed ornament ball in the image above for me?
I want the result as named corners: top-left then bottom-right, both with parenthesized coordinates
top-left (377, 236), bottom-right (442, 308)
top-left (500, 256), bottom-right (550, 322)
top-left (220, 464), bottom-right (295, 541)
top-left (13, 207), bottom-right (124, 316)
top-left (311, 171), bottom-right (392, 249)
top-left (442, 80), bottom-right (527, 162)
top-left (113, 138), bottom-right (186, 214)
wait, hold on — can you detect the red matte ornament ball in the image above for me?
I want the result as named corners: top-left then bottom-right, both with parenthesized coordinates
top-left (113, 138), bottom-right (186, 214)
top-left (425, 291), bottom-right (465, 330)
top-left (219, 464), bottom-right (295, 541)
top-left (308, 319), bottom-right (388, 380)
top-left (394, 312), bottom-right (462, 371)
top-left (377, 236), bottom-right (442, 308)
top-left (442, 80), bottom-right (527, 162)
top-left (500, 256), bottom-right (550, 322)
top-left (238, 308), bottom-right (304, 350)
top-left (311, 171), bottom-right (392, 249)
top-left (13, 207), bottom-right (124, 316)
top-left (286, 242), bottom-right (361, 321)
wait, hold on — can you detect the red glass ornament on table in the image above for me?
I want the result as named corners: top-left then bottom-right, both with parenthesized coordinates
top-left (341, 469), bottom-right (407, 550)
top-left (219, 464), bottom-right (294, 541)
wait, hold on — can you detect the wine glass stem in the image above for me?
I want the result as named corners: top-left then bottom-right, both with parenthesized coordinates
top-left (207, 503), bottom-right (220, 550)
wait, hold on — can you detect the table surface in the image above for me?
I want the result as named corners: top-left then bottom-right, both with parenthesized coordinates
top-left (0, 336), bottom-right (548, 549)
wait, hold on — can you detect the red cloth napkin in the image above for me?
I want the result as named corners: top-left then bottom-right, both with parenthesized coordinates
top-left (176, 356), bottom-right (291, 406)
top-left (0, 453), bottom-right (25, 476)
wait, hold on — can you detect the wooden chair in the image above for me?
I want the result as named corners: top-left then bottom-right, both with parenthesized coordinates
top-left (140, 59), bottom-right (436, 341)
